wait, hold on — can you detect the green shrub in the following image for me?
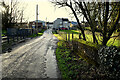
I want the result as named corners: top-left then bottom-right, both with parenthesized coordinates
top-left (98, 46), bottom-right (120, 78)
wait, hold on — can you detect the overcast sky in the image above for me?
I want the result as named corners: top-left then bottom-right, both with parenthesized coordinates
top-left (0, 0), bottom-right (84, 22)
top-left (18, 0), bottom-right (79, 22)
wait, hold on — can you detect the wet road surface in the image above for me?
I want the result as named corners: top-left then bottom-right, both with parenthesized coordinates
top-left (1, 29), bottom-right (60, 79)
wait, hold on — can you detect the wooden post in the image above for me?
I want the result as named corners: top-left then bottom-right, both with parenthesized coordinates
top-left (7, 36), bottom-right (9, 43)
top-left (66, 32), bottom-right (67, 41)
top-left (68, 33), bottom-right (70, 42)
top-left (13, 35), bottom-right (14, 42)
top-left (17, 32), bottom-right (18, 42)
top-left (79, 33), bottom-right (81, 39)
top-left (20, 31), bottom-right (22, 40)
top-left (72, 33), bottom-right (74, 40)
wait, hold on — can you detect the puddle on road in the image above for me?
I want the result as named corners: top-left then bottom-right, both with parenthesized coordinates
top-left (44, 37), bottom-right (61, 79)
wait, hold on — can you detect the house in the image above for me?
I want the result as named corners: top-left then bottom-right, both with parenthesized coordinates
top-left (29, 20), bottom-right (46, 29)
top-left (53, 18), bottom-right (70, 30)
top-left (12, 22), bottom-right (28, 29)
top-left (81, 21), bottom-right (89, 27)
top-left (46, 22), bottom-right (53, 29)
top-left (70, 21), bottom-right (78, 30)
top-left (18, 22), bottom-right (29, 29)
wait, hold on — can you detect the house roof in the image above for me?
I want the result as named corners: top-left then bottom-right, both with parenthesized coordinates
top-left (62, 18), bottom-right (69, 21)
top-left (71, 21), bottom-right (78, 25)
top-left (30, 20), bottom-right (45, 23)
top-left (46, 22), bottom-right (53, 24)
top-left (57, 18), bottom-right (69, 21)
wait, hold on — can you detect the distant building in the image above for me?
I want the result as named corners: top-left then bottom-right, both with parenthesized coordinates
top-left (13, 22), bottom-right (28, 29)
top-left (81, 21), bottom-right (90, 27)
top-left (29, 20), bottom-right (45, 29)
top-left (46, 22), bottom-right (53, 29)
top-left (70, 21), bottom-right (78, 30)
top-left (53, 18), bottom-right (70, 30)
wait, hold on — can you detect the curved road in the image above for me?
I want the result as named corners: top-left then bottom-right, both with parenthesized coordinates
top-left (1, 29), bottom-right (60, 79)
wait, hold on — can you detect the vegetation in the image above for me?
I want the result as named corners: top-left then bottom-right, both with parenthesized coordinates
top-left (52, 1), bottom-right (120, 46)
top-left (2, 29), bottom-right (7, 37)
top-left (60, 30), bottom-right (80, 34)
top-left (28, 33), bottom-right (43, 38)
top-left (54, 33), bottom-right (117, 79)
top-left (1, 0), bottom-right (26, 30)
top-left (98, 46), bottom-right (120, 78)
top-left (29, 29), bottom-right (45, 38)
top-left (55, 34), bottom-right (89, 79)
top-left (2, 29), bottom-right (45, 53)
top-left (53, 29), bottom-right (120, 79)
top-left (59, 30), bottom-right (120, 47)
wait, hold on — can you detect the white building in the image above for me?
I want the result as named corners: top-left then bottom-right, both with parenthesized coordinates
top-left (53, 18), bottom-right (70, 30)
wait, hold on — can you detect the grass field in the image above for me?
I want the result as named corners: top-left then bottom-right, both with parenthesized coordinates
top-left (59, 30), bottom-right (120, 47)
top-left (54, 32), bottom-right (107, 79)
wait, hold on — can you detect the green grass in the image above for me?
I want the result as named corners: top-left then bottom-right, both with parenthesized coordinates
top-left (2, 29), bottom-right (7, 37)
top-left (54, 34), bottom-right (98, 79)
top-left (2, 29), bottom-right (7, 33)
top-left (40, 29), bottom-right (46, 33)
top-left (59, 30), bottom-right (120, 47)
top-left (60, 30), bottom-right (80, 34)
top-left (55, 40), bottom-right (82, 79)
top-left (28, 29), bottom-right (46, 38)
top-left (56, 40), bottom-right (70, 79)
top-left (28, 33), bottom-right (43, 38)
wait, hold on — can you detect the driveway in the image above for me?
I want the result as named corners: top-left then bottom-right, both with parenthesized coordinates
top-left (1, 29), bottom-right (60, 79)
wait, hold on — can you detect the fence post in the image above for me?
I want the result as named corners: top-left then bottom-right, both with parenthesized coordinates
top-left (72, 33), bottom-right (74, 40)
top-left (17, 31), bottom-right (18, 42)
top-left (7, 36), bottom-right (9, 43)
top-left (12, 34), bottom-right (14, 42)
top-left (23, 31), bottom-right (25, 39)
top-left (68, 32), bottom-right (70, 42)
top-left (66, 32), bottom-right (67, 41)
top-left (79, 33), bottom-right (81, 39)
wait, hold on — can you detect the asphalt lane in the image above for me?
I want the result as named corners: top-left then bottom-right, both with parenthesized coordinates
top-left (1, 29), bottom-right (60, 79)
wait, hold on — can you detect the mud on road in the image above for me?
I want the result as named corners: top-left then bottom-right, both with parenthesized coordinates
top-left (1, 29), bottom-right (60, 79)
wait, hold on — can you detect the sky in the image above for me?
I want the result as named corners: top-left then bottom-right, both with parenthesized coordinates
top-left (18, 0), bottom-right (78, 22)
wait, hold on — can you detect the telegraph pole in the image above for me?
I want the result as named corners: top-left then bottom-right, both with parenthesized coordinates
top-left (36, 4), bottom-right (38, 33)
top-left (20, 10), bottom-right (23, 26)
top-left (46, 17), bottom-right (47, 29)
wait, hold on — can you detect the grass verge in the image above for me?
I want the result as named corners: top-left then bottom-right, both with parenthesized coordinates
top-left (54, 34), bottom-right (100, 79)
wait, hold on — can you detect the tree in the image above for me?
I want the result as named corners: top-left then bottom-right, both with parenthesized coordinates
top-left (52, 0), bottom-right (120, 46)
top-left (52, 0), bottom-right (86, 41)
top-left (1, 0), bottom-right (25, 30)
top-left (94, 2), bottom-right (120, 45)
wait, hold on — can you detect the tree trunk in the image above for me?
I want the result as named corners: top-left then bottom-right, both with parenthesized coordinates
top-left (103, 35), bottom-right (108, 46)
top-left (103, 6), bottom-right (120, 46)
top-left (92, 31), bottom-right (98, 44)
top-left (70, 6), bottom-right (86, 41)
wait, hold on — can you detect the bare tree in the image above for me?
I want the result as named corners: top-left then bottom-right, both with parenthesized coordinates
top-left (52, 0), bottom-right (120, 46)
top-left (52, 0), bottom-right (86, 41)
top-left (1, 0), bottom-right (25, 30)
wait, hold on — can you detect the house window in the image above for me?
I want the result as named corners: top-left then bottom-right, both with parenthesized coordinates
top-left (60, 25), bottom-right (62, 27)
top-left (64, 21), bottom-right (68, 23)
top-left (60, 22), bottom-right (62, 24)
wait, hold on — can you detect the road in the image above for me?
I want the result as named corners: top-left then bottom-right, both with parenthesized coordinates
top-left (1, 29), bottom-right (60, 79)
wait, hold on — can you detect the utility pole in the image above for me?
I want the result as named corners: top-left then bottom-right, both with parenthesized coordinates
top-left (46, 17), bottom-right (47, 29)
top-left (10, 0), bottom-right (12, 27)
top-left (20, 10), bottom-right (23, 27)
top-left (36, 4), bottom-right (38, 33)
